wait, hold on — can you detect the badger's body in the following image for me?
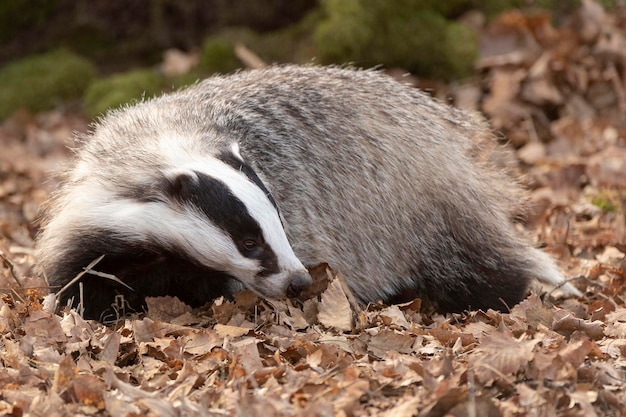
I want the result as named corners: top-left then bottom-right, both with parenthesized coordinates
top-left (37, 65), bottom-right (580, 321)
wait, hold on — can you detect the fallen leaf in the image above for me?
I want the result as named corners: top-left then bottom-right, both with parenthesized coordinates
top-left (214, 323), bottom-right (251, 338)
top-left (318, 277), bottom-right (352, 332)
top-left (367, 329), bottom-right (415, 358)
top-left (472, 330), bottom-right (539, 385)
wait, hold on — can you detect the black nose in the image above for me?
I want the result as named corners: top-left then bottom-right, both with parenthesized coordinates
top-left (286, 271), bottom-right (312, 298)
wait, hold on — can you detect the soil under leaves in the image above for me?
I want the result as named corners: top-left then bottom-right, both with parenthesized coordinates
top-left (1, 2), bottom-right (626, 416)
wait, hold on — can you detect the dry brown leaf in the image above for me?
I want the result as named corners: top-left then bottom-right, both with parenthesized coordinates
top-left (298, 263), bottom-right (333, 300)
top-left (380, 396), bottom-right (421, 417)
top-left (182, 330), bottom-right (222, 356)
top-left (379, 305), bottom-right (411, 329)
top-left (366, 329), bottom-right (416, 358)
top-left (99, 331), bottom-right (121, 365)
top-left (462, 321), bottom-right (497, 338)
top-left (418, 386), bottom-right (467, 417)
top-left (318, 276), bottom-right (352, 332)
top-left (133, 317), bottom-right (192, 344)
top-left (510, 293), bottom-right (554, 329)
top-left (282, 302), bottom-right (310, 330)
top-left (53, 355), bottom-right (79, 394)
top-left (65, 374), bottom-right (106, 409)
top-left (214, 323), bottom-right (251, 338)
top-left (552, 312), bottom-right (605, 340)
top-left (517, 383), bottom-right (545, 408)
top-left (557, 336), bottom-right (594, 367)
top-left (146, 295), bottom-right (193, 321)
top-left (231, 337), bottom-right (264, 374)
top-left (587, 146), bottom-right (626, 188)
top-left (429, 328), bottom-right (476, 347)
top-left (447, 397), bottom-right (502, 417)
top-left (567, 389), bottom-right (599, 417)
top-left (472, 330), bottom-right (539, 385)
top-left (604, 308), bottom-right (626, 338)
top-left (23, 309), bottom-right (66, 343)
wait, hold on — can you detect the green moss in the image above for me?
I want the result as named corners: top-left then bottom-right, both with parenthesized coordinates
top-left (198, 37), bottom-right (242, 75)
top-left (192, 11), bottom-right (322, 80)
top-left (314, 0), bottom-right (371, 64)
top-left (239, 13), bottom-right (320, 64)
top-left (591, 196), bottom-right (617, 212)
top-left (166, 70), bottom-right (202, 90)
top-left (0, 49), bottom-right (96, 120)
top-left (314, 0), bottom-right (478, 80)
top-left (443, 21), bottom-right (478, 79)
top-left (84, 69), bottom-right (163, 117)
top-left (590, 190), bottom-right (625, 213)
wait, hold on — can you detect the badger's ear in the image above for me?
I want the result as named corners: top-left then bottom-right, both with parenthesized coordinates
top-left (217, 142), bottom-right (244, 167)
top-left (163, 169), bottom-right (199, 200)
top-left (230, 142), bottom-right (244, 161)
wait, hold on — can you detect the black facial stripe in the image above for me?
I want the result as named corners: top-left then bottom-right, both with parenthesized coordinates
top-left (173, 171), bottom-right (259, 239)
top-left (216, 149), bottom-right (281, 215)
top-left (49, 227), bottom-right (239, 321)
top-left (170, 171), bottom-right (280, 275)
top-left (248, 240), bottom-right (279, 277)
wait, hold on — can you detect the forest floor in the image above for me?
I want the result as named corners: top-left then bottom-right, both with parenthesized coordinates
top-left (1, 2), bottom-right (626, 416)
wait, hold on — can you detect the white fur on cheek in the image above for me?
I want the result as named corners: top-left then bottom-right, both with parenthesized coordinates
top-left (110, 202), bottom-right (261, 277)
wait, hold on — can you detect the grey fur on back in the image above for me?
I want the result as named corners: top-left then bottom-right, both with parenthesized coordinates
top-left (38, 65), bottom-right (579, 314)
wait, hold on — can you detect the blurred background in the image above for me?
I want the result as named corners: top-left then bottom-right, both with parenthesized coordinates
top-left (0, 0), bottom-right (621, 119)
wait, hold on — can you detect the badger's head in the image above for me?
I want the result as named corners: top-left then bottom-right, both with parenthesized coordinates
top-left (37, 136), bottom-right (311, 319)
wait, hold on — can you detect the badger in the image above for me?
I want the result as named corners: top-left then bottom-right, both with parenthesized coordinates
top-left (36, 65), bottom-right (581, 321)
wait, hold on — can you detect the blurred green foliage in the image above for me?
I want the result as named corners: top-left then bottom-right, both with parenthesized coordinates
top-left (196, 9), bottom-right (321, 73)
top-left (199, 37), bottom-right (241, 75)
top-left (84, 69), bottom-right (162, 117)
top-left (590, 190), bottom-right (625, 214)
top-left (0, 0), bottom-right (57, 43)
top-left (314, 0), bottom-right (478, 80)
top-left (0, 49), bottom-right (95, 119)
top-left (312, 0), bottom-right (620, 80)
top-left (0, 0), bottom-right (620, 119)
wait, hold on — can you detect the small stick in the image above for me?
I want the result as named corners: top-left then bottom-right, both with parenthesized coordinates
top-left (55, 255), bottom-right (134, 312)
top-left (1, 253), bottom-right (21, 287)
top-left (235, 43), bottom-right (267, 69)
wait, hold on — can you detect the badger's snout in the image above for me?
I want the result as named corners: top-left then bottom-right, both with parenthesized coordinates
top-left (286, 270), bottom-right (313, 298)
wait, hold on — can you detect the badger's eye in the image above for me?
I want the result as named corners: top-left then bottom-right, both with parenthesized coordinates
top-left (239, 237), bottom-right (265, 258)
top-left (241, 238), bottom-right (260, 254)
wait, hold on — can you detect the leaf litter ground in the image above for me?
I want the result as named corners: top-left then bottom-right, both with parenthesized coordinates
top-left (1, 2), bottom-right (626, 416)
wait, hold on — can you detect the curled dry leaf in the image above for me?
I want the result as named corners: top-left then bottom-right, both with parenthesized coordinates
top-left (552, 311), bottom-right (605, 340)
top-left (366, 329), bottom-right (416, 358)
top-left (64, 374), bottom-right (106, 409)
top-left (24, 309), bottom-right (66, 344)
top-left (317, 276), bottom-right (353, 332)
top-left (472, 330), bottom-right (539, 386)
top-left (214, 323), bottom-right (251, 338)
top-left (146, 295), bottom-right (193, 322)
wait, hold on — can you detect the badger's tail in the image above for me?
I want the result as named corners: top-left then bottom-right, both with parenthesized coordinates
top-left (527, 248), bottom-right (583, 297)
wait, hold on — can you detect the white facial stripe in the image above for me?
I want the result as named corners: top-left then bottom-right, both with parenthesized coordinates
top-left (237, 185), bottom-right (305, 272)
top-left (43, 182), bottom-right (261, 278)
